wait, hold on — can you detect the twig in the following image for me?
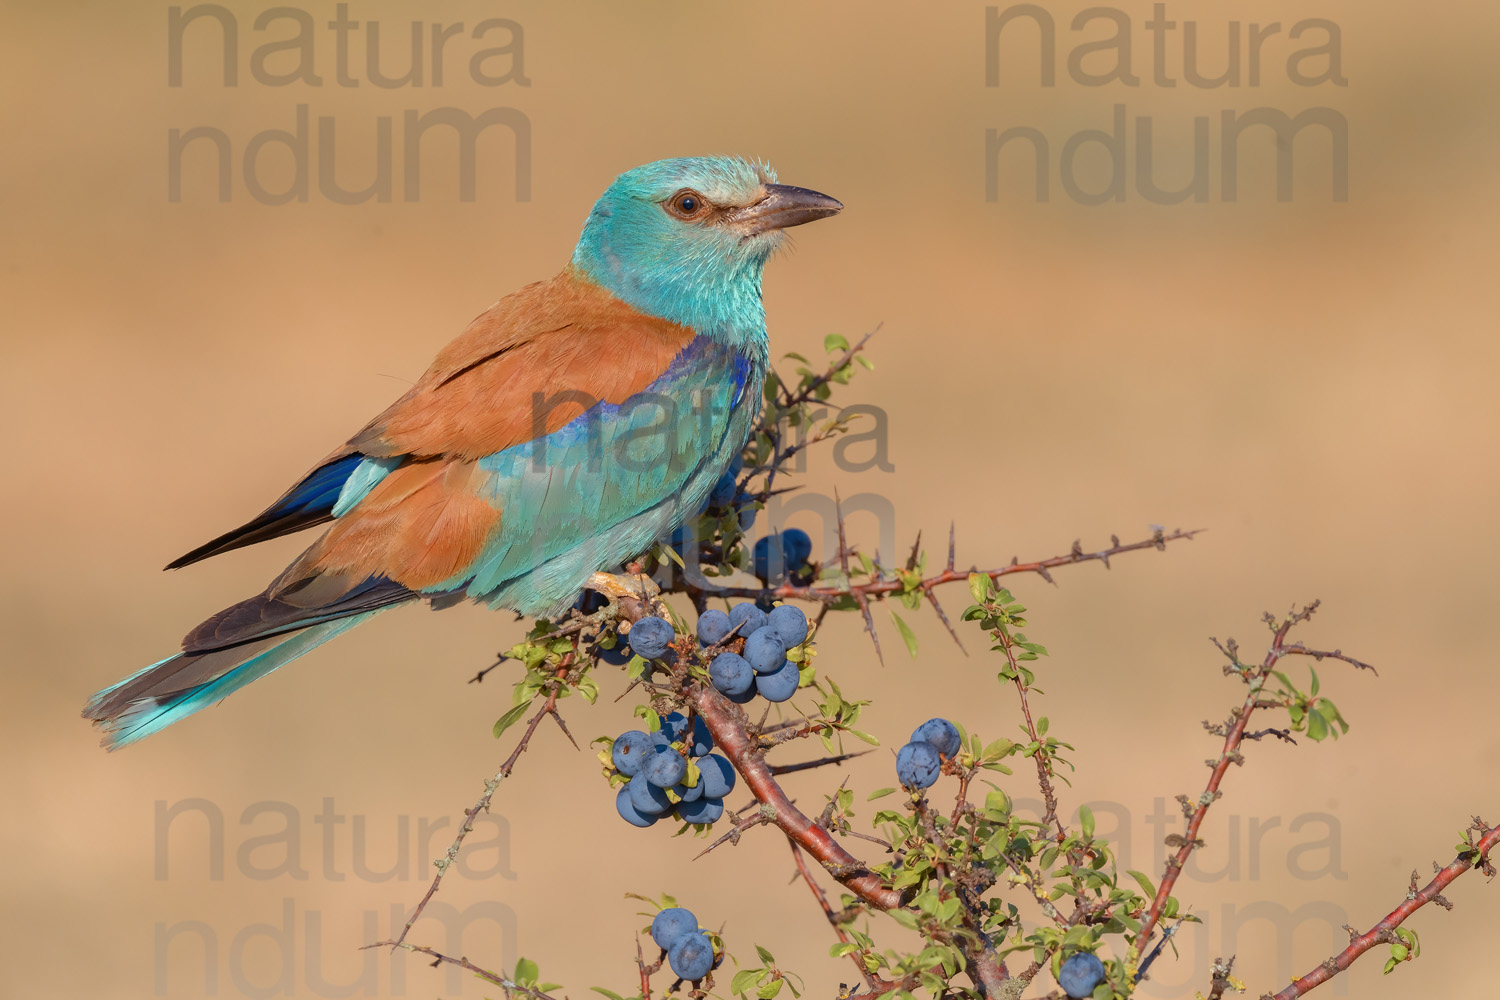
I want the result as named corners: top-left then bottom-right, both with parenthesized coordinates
top-left (993, 625), bottom-right (1062, 835)
top-left (468, 655), bottom-right (508, 684)
top-left (789, 839), bottom-right (877, 990)
top-left (358, 941), bottom-right (555, 999)
top-left (1135, 603), bottom-right (1371, 958)
top-left (636, 934), bottom-right (655, 1000)
top-left (769, 750), bottom-right (873, 775)
top-left (706, 528), bottom-right (1200, 605)
top-left (379, 664), bottom-right (571, 950)
top-left (1266, 820), bottom-right (1498, 998)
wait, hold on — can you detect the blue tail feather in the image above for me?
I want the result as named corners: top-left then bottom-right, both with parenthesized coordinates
top-left (86, 611), bottom-right (383, 750)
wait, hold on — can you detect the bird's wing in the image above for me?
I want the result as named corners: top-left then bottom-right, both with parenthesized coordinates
top-left (175, 269), bottom-right (756, 646)
top-left (347, 269), bottom-right (704, 460)
top-left (166, 269), bottom-right (699, 569)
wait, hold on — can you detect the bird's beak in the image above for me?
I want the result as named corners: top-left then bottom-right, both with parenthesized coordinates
top-left (729, 183), bottom-right (843, 236)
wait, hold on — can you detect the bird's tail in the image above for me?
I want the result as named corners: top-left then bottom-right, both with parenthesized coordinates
top-left (82, 610), bottom-right (384, 750)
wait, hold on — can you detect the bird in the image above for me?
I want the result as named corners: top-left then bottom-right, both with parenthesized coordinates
top-left (83, 156), bottom-right (842, 750)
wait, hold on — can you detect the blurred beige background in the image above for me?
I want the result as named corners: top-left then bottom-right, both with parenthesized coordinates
top-left (2, 1), bottom-right (1496, 997)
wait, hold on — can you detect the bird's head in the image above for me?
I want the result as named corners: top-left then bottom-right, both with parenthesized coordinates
top-left (571, 156), bottom-right (842, 341)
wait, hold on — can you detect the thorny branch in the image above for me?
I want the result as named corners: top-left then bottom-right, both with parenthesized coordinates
top-left (1135, 603), bottom-right (1373, 963)
top-left (367, 658), bottom-right (575, 960)
top-left (1265, 819), bottom-right (1499, 999)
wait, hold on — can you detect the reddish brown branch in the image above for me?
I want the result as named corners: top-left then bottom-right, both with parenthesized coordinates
top-left (1137, 604), bottom-right (1370, 958)
top-left (693, 685), bottom-right (901, 909)
top-left (710, 528), bottom-right (1200, 604)
top-left (1267, 821), bottom-right (1498, 999)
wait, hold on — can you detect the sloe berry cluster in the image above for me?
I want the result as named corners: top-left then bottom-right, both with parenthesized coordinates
top-left (707, 602), bottom-right (808, 705)
top-left (649, 906), bottom-right (722, 982)
top-left (611, 712), bottom-right (737, 829)
top-left (895, 717), bottom-right (961, 790)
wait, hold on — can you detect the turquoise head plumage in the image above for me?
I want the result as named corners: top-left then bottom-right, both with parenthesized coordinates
top-left (571, 156), bottom-right (842, 347)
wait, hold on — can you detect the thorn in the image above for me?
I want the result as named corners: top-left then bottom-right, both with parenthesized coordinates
top-left (856, 591), bottom-right (884, 665)
top-left (905, 531), bottom-right (922, 573)
top-left (946, 522), bottom-right (956, 573)
top-left (769, 750), bottom-right (874, 775)
top-left (548, 709), bottom-right (580, 751)
top-left (834, 491), bottom-right (852, 576)
top-left (924, 586), bottom-right (968, 655)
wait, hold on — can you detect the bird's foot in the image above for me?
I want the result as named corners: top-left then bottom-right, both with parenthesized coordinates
top-left (584, 570), bottom-right (661, 603)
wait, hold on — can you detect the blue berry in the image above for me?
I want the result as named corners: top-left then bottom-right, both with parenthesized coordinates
top-left (677, 796), bottom-right (724, 825)
top-left (659, 711), bottom-right (688, 743)
top-left (1058, 952), bottom-right (1106, 999)
top-left (673, 778), bottom-right (704, 803)
top-left (911, 718), bottom-right (961, 758)
top-left (650, 907), bottom-right (698, 951)
top-left (628, 616), bottom-right (675, 659)
top-left (697, 753), bottom-right (737, 798)
top-left (709, 652), bottom-right (754, 697)
top-left (611, 730), bottom-right (654, 776)
top-left (644, 745), bottom-right (688, 788)
top-left (780, 528), bottom-right (812, 568)
top-left (697, 609), bottom-right (732, 645)
top-left (628, 773), bottom-right (672, 815)
top-left (753, 529), bottom-right (815, 582)
top-left (896, 741), bottom-right (942, 789)
top-left (659, 712), bottom-right (713, 756)
top-left (767, 604), bottom-right (809, 647)
top-left (726, 683), bottom-right (757, 705)
top-left (755, 659), bottom-right (800, 702)
top-left (743, 627), bottom-right (787, 674)
top-left (738, 506), bottom-right (757, 532)
top-left (728, 602), bottom-right (767, 639)
top-left (668, 931), bottom-right (715, 980)
top-left (708, 472), bottom-right (737, 509)
top-left (752, 535), bottom-right (779, 581)
top-left (616, 785), bottom-right (658, 828)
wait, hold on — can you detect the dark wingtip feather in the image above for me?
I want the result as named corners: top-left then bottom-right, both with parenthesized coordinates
top-left (164, 511), bottom-right (334, 570)
top-left (164, 453), bottom-right (366, 570)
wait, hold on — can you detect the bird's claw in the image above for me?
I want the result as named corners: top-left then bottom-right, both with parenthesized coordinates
top-left (585, 571), bottom-right (661, 602)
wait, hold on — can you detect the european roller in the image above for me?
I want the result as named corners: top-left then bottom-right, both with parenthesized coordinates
top-left (84, 156), bottom-right (842, 749)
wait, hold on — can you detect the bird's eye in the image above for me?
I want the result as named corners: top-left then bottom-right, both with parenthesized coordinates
top-left (666, 189), bottom-right (709, 220)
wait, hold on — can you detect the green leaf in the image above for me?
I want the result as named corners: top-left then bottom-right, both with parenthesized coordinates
top-left (492, 703), bottom-right (531, 740)
top-left (968, 573), bottom-right (991, 604)
top-left (1126, 870), bottom-right (1156, 899)
top-left (890, 611), bottom-right (919, 658)
top-left (514, 957), bottom-right (538, 984)
top-left (731, 969), bottom-right (764, 995)
top-left (755, 945), bottom-right (776, 966)
top-left (1307, 710), bottom-right (1329, 742)
top-left (868, 787), bottom-right (896, 800)
top-left (824, 333), bottom-right (850, 353)
top-left (1080, 804), bottom-right (1095, 840)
